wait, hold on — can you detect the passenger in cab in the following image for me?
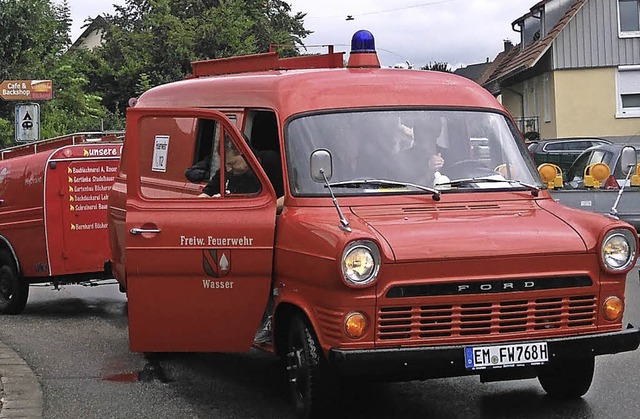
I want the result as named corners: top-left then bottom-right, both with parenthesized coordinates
top-left (198, 140), bottom-right (284, 210)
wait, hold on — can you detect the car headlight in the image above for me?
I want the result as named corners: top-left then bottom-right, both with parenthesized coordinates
top-left (601, 229), bottom-right (637, 272)
top-left (341, 240), bottom-right (381, 287)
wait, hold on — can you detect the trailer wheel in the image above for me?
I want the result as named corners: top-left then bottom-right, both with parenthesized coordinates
top-left (0, 250), bottom-right (29, 315)
top-left (537, 357), bottom-right (594, 398)
top-left (284, 314), bottom-right (332, 419)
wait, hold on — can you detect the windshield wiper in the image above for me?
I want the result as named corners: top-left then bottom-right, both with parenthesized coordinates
top-left (437, 177), bottom-right (540, 196)
top-left (327, 179), bottom-right (441, 200)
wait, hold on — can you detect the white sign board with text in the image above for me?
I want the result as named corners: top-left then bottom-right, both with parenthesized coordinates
top-left (152, 135), bottom-right (170, 172)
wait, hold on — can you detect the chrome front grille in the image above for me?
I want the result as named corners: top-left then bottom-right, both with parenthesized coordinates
top-left (378, 295), bottom-right (597, 341)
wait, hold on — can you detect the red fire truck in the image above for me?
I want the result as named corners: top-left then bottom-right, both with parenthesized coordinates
top-left (0, 132), bottom-right (123, 314)
top-left (108, 30), bottom-right (639, 418)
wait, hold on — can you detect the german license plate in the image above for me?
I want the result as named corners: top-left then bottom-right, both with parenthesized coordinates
top-left (464, 342), bottom-right (549, 370)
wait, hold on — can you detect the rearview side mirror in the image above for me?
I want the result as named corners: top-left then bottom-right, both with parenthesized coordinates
top-left (310, 149), bottom-right (333, 182)
top-left (620, 146), bottom-right (637, 176)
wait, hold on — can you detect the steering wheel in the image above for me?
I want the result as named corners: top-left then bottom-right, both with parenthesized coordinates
top-left (446, 159), bottom-right (494, 179)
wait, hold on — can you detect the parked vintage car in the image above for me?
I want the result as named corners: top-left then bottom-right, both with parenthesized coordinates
top-left (544, 143), bottom-right (640, 231)
top-left (565, 143), bottom-right (640, 188)
top-left (528, 137), bottom-right (612, 174)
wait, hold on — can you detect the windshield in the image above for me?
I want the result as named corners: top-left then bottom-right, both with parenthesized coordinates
top-left (285, 110), bottom-right (541, 196)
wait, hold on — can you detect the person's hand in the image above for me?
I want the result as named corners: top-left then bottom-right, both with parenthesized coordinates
top-left (276, 196), bottom-right (284, 215)
top-left (198, 193), bottom-right (221, 198)
top-left (428, 152), bottom-right (444, 172)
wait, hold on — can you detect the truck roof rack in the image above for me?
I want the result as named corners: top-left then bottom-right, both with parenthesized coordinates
top-left (188, 45), bottom-right (344, 78)
top-left (1, 131), bottom-right (124, 161)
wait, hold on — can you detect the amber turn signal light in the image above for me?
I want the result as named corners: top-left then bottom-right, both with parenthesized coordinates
top-left (602, 296), bottom-right (624, 321)
top-left (344, 312), bottom-right (367, 339)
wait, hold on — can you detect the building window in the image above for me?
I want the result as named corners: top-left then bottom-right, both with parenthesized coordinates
top-left (619, 0), bottom-right (640, 36)
top-left (617, 66), bottom-right (640, 117)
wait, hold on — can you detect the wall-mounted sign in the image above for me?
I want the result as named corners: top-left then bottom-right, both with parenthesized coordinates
top-left (0, 80), bottom-right (53, 101)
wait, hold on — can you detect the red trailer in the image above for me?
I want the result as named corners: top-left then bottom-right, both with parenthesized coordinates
top-left (0, 132), bottom-right (123, 314)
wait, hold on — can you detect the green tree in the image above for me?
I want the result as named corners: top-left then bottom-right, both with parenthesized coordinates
top-left (0, 0), bottom-right (72, 146)
top-left (245, 0), bottom-right (310, 57)
top-left (93, 0), bottom-right (311, 114)
top-left (0, 0), bottom-right (71, 80)
top-left (421, 62), bottom-right (453, 73)
top-left (38, 51), bottom-right (108, 138)
top-left (0, 0), bottom-right (311, 147)
top-left (0, 0), bottom-right (116, 147)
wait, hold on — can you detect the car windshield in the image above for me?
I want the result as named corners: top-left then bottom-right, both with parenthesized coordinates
top-left (285, 109), bottom-right (541, 196)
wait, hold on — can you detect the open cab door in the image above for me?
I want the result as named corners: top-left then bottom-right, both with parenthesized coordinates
top-left (123, 107), bottom-right (277, 352)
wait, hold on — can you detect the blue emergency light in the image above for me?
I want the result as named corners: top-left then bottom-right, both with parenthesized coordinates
top-left (347, 30), bottom-right (380, 68)
top-left (350, 30), bottom-right (376, 54)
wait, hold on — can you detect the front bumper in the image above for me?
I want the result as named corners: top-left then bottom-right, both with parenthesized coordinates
top-left (329, 325), bottom-right (640, 379)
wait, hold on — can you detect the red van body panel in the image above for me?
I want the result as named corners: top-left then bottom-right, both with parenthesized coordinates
top-left (118, 108), bottom-right (276, 352)
top-left (272, 197), bottom-right (626, 354)
top-left (135, 68), bottom-right (500, 120)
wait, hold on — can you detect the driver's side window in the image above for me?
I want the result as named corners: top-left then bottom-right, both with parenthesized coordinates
top-left (567, 150), bottom-right (608, 186)
top-left (567, 153), bottom-right (591, 184)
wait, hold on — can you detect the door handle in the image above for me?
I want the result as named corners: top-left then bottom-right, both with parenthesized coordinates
top-left (129, 227), bottom-right (161, 235)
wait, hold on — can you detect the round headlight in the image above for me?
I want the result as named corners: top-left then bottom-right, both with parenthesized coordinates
top-left (341, 241), bottom-right (381, 287)
top-left (601, 230), bottom-right (637, 272)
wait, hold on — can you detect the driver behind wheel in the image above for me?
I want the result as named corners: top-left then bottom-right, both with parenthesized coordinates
top-left (400, 116), bottom-right (446, 186)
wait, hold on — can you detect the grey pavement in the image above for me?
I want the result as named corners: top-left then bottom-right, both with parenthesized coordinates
top-left (0, 341), bottom-right (43, 419)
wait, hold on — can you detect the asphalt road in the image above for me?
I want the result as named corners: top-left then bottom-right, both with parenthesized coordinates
top-left (1, 267), bottom-right (640, 419)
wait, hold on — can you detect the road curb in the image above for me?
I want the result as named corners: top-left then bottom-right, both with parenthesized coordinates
top-left (0, 340), bottom-right (43, 418)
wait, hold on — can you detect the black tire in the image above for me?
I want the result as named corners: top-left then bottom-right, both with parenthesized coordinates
top-left (537, 357), bottom-right (595, 398)
top-left (0, 250), bottom-right (29, 314)
top-left (284, 314), bottom-right (333, 419)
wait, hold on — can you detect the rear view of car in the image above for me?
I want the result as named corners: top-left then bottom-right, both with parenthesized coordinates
top-left (530, 137), bottom-right (611, 173)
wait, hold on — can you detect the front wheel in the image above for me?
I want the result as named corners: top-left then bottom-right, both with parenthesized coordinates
top-left (537, 357), bottom-right (595, 398)
top-left (0, 250), bottom-right (29, 314)
top-left (284, 314), bottom-right (333, 419)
